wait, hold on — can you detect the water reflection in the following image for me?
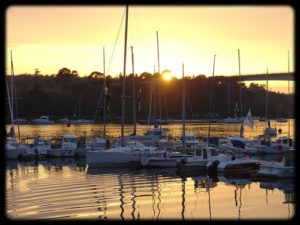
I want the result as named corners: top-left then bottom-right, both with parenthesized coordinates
top-left (6, 159), bottom-right (295, 220)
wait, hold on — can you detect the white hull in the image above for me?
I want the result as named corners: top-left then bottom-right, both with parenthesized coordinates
top-left (257, 165), bottom-right (294, 179)
top-left (216, 158), bottom-right (260, 173)
top-left (86, 146), bottom-right (164, 166)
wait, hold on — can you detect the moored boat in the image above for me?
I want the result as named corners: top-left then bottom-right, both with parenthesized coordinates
top-left (31, 115), bottom-right (54, 124)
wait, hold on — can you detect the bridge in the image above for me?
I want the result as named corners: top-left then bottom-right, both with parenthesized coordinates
top-left (214, 72), bottom-right (294, 81)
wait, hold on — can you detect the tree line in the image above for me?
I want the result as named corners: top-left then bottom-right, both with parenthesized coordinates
top-left (5, 68), bottom-right (294, 123)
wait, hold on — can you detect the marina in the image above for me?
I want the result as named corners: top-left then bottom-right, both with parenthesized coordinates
top-left (5, 5), bottom-right (295, 221)
top-left (4, 122), bottom-right (295, 220)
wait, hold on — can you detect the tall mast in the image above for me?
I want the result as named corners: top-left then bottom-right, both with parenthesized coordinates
top-left (156, 31), bottom-right (162, 130)
top-left (103, 46), bottom-right (106, 138)
top-left (10, 50), bottom-right (14, 124)
top-left (121, 5), bottom-right (129, 145)
top-left (238, 49), bottom-right (243, 118)
top-left (147, 65), bottom-right (155, 127)
top-left (6, 51), bottom-right (16, 141)
top-left (208, 55), bottom-right (216, 144)
top-left (182, 63), bottom-right (186, 150)
top-left (227, 81), bottom-right (230, 116)
top-left (287, 50), bottom-right (290, 138)
top-left (266, 68), bottom-right (269, 127)
top-left (78, 93), bottom-right (81, 119)
top-left (131, 46), bottom-right (137, 135)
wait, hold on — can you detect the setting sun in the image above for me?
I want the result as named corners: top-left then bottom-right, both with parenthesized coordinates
top-left (162, 71), bottom-right (172, 81)
top-left (161, 69), bottom-right (174, 81)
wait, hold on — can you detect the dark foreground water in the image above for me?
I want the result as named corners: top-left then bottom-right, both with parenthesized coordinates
top-left (5, 158), bottom-right (295, 220)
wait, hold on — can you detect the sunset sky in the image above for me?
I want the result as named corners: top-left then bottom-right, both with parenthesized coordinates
top-left (6, 5), bottom-right (294, 93)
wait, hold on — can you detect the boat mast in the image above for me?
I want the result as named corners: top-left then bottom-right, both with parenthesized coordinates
top-left (238, 49), bottom-right (244, 137)
top-left (266, 68), bottom-right (269, 128)
top-left (79, 93), bottom-right (81, 120)
top-left (131, 46), bottom-right (137, 135)
top-left (121, 5), bottom-right (129, 145)
top-left (147, 65), bottom-right (155, 127)
top-left (227, 81), bottom-right (230, 117)
top-left (208, 55), bottom-right (216, 144)
top-left (6, 50), bottom-right (16, 141)
top-left (182, 63), bottom-right (186, 150)
top-left (156, 31), bottom-right (162, 130)
top-left (238, 49), bottom-right (243, 118)
top-left (103, 46), bottom-right (106, 138)
top-left (287, 50), bottom-right (290, 138)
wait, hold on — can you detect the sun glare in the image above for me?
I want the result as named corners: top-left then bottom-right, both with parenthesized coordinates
top-left (162, 70), bottom-right (173, 81)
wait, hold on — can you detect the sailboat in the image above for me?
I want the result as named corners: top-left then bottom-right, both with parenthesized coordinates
top-left (86, 6), bottom-right (166, 167)
top-left (6, 51), bottom-right (19, 159)
top-left (124, 31), bottom-right (171, 147)
top-left (70, 93), bottom-right (93, 124)
top-left (276, 104), bottom-right (287, 123)
top-left (140, 64), bottom-right (197, 168)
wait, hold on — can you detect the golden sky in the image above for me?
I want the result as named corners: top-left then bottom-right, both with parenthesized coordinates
top-left (6, 5), bottom-right (294, 93)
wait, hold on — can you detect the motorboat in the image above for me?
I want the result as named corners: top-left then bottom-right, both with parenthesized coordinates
top-left (31, 115), bottom-right (54, 124)
top-left (256, 157), bottom-right (294, 179)
top-left (47, 135), bottom-right (77, 157)
top-left (18, 136), bottom-right (49, 159)
top-left (176, 145), bottom-right (220, 172)
top-left (208, 156), bottom-right (260, 173)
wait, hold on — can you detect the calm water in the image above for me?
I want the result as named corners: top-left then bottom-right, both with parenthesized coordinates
top-left (5, 120), bottom-right (296, 220)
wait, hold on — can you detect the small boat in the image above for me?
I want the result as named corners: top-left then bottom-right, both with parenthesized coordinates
top-left (31, 115), bottom-right (54, 124)
top-left (69, 119), bottom-right (93, 124)
top-left (256, 157), bottom-right (294, 179)
top-left (209, 156), bottom-right (260, 173)
top-left (18, 136), bottom-right (49, 159)
top-left (176, 145), bottom-right (220, 172)
top-left (57, 117), bottom-right (69, 124)
top-left (276, 118), bottom-right (288, 123)
top-left (14, 118), bottom-right (28, 124)
top-left (217, 117), bottom-right (243, 123)
top-left (47, 135), bottom-right (76, 157)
